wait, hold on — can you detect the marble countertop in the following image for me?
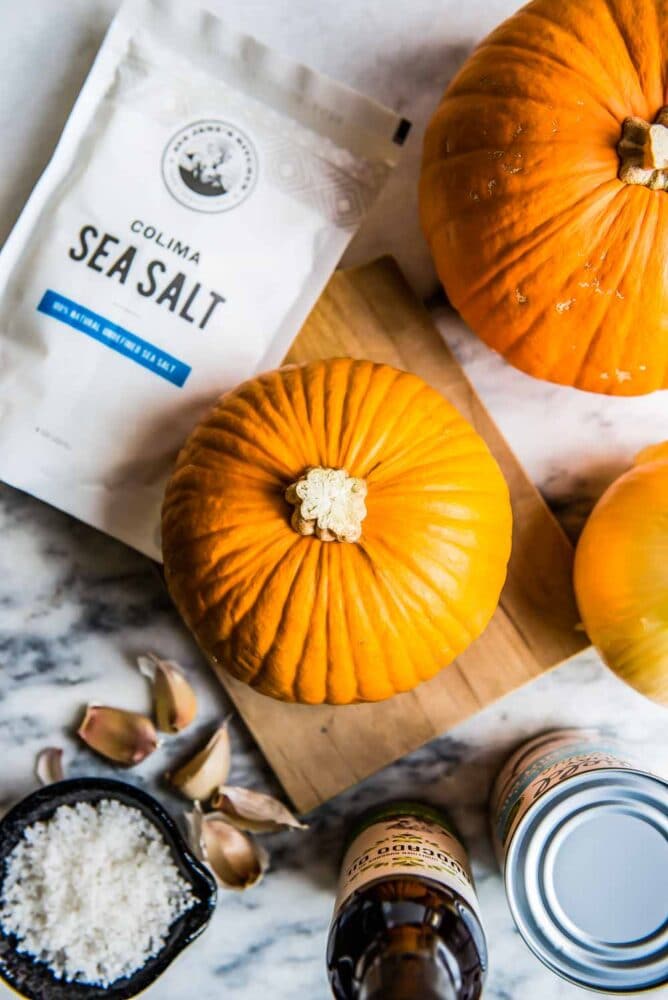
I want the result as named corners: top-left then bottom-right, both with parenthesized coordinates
top-left (1, 1), bottom-right (667, 999)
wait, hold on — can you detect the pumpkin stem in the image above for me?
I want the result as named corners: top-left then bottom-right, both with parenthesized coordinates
top-left (618, 108), bottom-right (668, 189)
top-left (285, 466), bottom-right (367, 542)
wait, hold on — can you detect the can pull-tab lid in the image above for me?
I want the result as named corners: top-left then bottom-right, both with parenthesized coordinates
top-left (506, 769), bottom-right (668, 993)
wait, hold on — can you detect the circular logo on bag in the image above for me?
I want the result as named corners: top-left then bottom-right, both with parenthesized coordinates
top-left (162, 120), bottom-right (258, 212)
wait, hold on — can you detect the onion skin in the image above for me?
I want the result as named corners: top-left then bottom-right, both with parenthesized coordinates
top-left (574, 443), bottom-right (668, 706)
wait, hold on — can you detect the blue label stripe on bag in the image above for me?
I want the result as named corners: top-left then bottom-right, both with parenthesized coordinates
top-left (37, 290), bottom-right (191, 387)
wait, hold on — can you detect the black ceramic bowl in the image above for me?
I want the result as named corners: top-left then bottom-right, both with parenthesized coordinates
top-left (0, 778), bottom-right (217, 1000)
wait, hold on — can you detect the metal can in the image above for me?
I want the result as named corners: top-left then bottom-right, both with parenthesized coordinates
top-left (490, 728), bottom-right (668, 993)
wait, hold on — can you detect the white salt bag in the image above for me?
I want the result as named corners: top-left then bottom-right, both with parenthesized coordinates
top-left (0, 0), bottom-right (407, 559)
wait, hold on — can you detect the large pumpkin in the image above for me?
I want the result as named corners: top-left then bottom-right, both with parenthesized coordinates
top-left (162, 359), bottom-right (512, 704)
top-left (420, 0), bottom-right (668, 395)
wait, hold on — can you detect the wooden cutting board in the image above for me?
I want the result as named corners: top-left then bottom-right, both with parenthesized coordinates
top-left (212, 257), bottom-right (588, 813)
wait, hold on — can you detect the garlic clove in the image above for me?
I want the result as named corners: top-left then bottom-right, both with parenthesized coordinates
top-left (35, 747), bottom-right (65, 786)
top-left (186, 805), bottom-right (268, 890)
top-left (169, 720), bottom-right (231, 801)
top-left (210, 785), bottom-right (308, 833)
top-left (77, 705), bottom-right (159, 766)
top-left (137, 652), bottom-right (198, 733)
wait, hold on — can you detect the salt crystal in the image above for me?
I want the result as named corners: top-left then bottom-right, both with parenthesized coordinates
top-left (0, 799), bottom-right (194, 986)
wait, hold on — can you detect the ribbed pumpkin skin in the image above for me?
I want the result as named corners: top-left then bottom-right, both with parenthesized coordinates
top-left (574, 442), bottom-right (668, 706)
top-left (162, 359), bottom-right (512, 705)
top-left (420, 0), bottom-right (668, 395)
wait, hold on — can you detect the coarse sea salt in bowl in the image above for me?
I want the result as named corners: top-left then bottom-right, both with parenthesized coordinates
top-left (0, 777), bottom-right (217, 999)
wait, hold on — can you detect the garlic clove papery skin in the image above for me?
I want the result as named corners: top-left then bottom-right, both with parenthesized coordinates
top-left (35, 747), bottom-right (65, 786)
top-left (137, 653), bottom-right (198, 733)
top-left (210, 785), bottom-right (308, 833)
top-left (186, 805), bottom-right (268, 890)
top-left (77, 705), bottom-right (160, 766)
top-left (169, 721), bottom-right (231, 801)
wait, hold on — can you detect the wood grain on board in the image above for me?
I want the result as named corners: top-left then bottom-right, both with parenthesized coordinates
top-left (211, 257), bottom-right (588, 813)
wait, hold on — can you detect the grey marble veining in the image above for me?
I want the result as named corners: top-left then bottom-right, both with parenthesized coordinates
top-left (1, 1), bottom-right (668, 999)
top-left (434, 301), bottom-right (668, 543)
top-left (1, 486), bottom-right (666, 1000)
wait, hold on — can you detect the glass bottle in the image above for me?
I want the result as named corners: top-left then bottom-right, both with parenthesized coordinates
top-left (327, 801), bottom-right (487, 1000)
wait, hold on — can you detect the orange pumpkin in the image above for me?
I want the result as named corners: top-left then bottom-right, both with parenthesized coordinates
top-left (574, 442), bottom-right (668, 706)
top-left (420, 0), bottom-right (668, 395)
top-left (162, 359), bottom-right (512, 704)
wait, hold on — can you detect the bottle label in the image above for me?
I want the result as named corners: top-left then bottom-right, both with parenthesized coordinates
top-left (490, 728), bottom-right (637, 864)
top-left (334, 805), bottom-right (481, 919)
